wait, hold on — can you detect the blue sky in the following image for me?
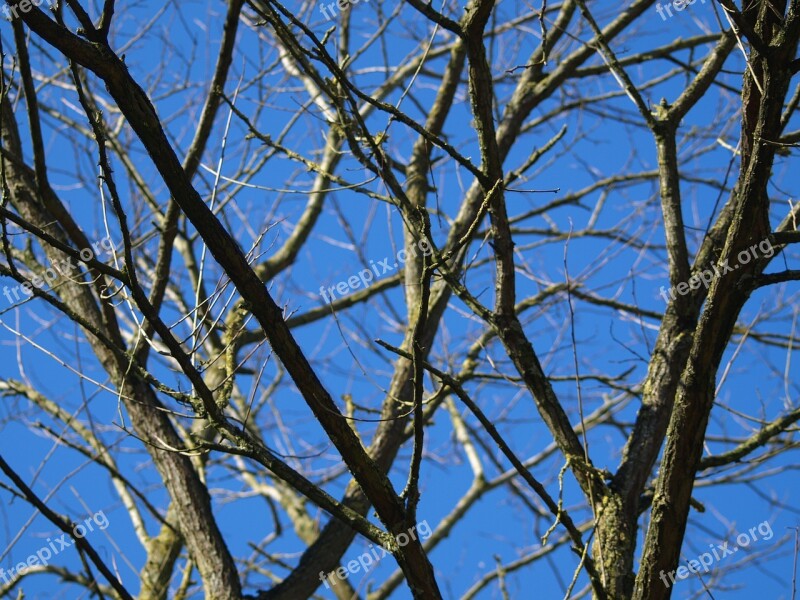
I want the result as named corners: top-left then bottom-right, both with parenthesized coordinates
top-left (0, 0), bottom-right (798, 598)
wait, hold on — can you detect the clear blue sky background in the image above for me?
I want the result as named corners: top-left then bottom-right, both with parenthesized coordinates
top-left (0, 0), bottom-right (797, 598)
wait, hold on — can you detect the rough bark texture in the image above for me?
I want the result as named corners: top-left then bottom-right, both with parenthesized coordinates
top-left (2, 0), bottom-right (800, 598)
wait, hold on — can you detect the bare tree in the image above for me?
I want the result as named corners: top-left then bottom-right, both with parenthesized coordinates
top-left (0, 0), bottom-right (798, 598)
